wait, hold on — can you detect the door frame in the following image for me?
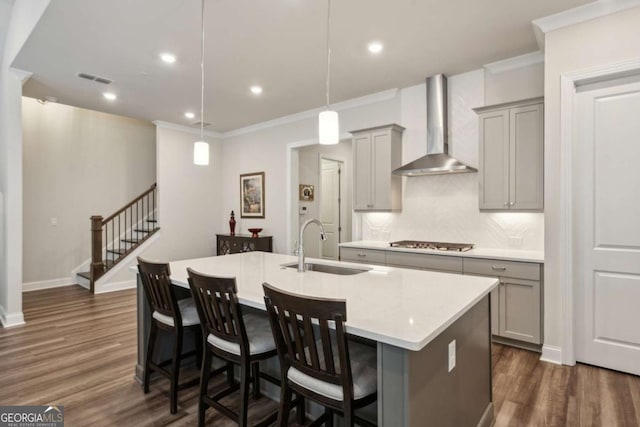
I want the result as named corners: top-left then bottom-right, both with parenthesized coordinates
top-left (558, 58), bottom-right (640, 366)
top-left (318, 155), bottom-right (347, 258)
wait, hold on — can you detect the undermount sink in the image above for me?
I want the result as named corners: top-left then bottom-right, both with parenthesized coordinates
top-left (281, 262), bottom-right (369, 276)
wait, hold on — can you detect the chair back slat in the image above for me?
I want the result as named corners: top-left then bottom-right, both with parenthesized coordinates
top-left (137, 257), bottom-right (180, 324)
top-left (263, 283), bottom-right (349, 388)
top-left (187, 268), bottom-right (247, 350)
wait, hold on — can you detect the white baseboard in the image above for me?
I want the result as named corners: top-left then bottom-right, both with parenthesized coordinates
top-left (23, 277), bottom-right (74, 292)
top-left (0, 304), bottom-right (25, 328)
top-left (540, 344), bottom-right (563, 365)
top-left (94, 280), bottom-right (136, 294)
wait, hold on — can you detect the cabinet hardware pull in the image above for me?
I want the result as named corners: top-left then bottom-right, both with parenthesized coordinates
top-left (357, 253), bottom-right (366, 257)
top-left (491, 265), bottom-right (506, 271)
top-left (509, 201), bottom-right (515, 207)
top-left (504, 202), bottom-right (509, 207)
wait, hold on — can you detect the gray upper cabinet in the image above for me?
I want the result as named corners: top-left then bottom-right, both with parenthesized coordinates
top-left (475, 98), bottom-right (544, 211)
top-left (351, 124), bottom-right (404, 211)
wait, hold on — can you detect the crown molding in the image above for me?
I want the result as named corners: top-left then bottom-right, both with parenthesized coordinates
top-left (484, 51), bottom-right (544, 74)
top-left (9, 67), bottom-right (33, 84)
top-left (532, 0), bottom-right (640, 50)
top-left (223, 88), bottom-right (399, 139)
top-left (152, 120), bottom-right (224, 138)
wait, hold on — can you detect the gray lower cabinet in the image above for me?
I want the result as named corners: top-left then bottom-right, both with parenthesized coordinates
top-left (463, 258), bottom-right (542, 345)
top-left (386, 251), bottom-right (462, 273)
top-left (340, 246), bottom-right (544, 346)
top-left (340, 247), bottom-right (386, 265)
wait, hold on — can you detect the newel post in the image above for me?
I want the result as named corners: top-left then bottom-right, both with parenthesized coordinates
top-left (90, 215), bottom-right (105, 283)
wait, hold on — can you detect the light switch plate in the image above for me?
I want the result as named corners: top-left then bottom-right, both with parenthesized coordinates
top-left (448, 340), bottom-right (456, 372)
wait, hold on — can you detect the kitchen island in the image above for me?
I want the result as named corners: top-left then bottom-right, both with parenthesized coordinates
top-left (134, 251), bottom-right (498, 427)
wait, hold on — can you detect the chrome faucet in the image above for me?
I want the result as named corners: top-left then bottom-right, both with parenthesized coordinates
top-left (298, 218), bottom-right (327, 272)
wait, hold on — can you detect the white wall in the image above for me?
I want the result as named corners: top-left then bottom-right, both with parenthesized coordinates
top-left (135, 125), bottom-right (223, 264)
top-left (361, 69), bottom-right (545, 250)
top-left (0, 0), bottom-right (49, 326)
top-left (485, 62), bottom-right (544, 105)
top-left (544, 6), bottom-right (640, 356)
top-left (220, 95), bottom-right (401, 254)
top-left (21, 98), bottom-right (156, 285)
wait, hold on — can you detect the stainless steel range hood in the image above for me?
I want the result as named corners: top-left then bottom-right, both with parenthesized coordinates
top-left (393, 74), bottom-right (477, 176)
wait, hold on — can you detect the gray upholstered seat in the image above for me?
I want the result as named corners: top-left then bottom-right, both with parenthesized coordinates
top-left (207, 312), bottom-right (276, 356)
top-left (287, 339), bottom-right (377, 401)
top-left (152, 298), bottom-right (200, 327)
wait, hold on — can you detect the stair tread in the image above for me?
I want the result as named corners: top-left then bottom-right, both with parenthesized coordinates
top-left (133, 228), bottom-right (159, 233)
top-left (121, 238), bottom-right (141, 244)
top-left (107, 248), bottom-right (127, 255)
top-left (77, 271), bottom-right (91, 280)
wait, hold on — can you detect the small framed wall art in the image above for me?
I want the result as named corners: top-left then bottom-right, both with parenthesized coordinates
top-left (299, 184), bottom-right (314, 202)
top-left (240, 172), bottom-right (265, 218)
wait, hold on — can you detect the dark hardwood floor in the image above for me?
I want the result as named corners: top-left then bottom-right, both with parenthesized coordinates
top-left (1, 285), bottom-right (639, 426)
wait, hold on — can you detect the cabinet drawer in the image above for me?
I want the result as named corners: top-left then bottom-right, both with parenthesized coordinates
top-left (386, 252), bottom-right (462, 273)
top-left (463, 258), bottom-right (540, 280)
top-left (340, 247), bottom-right (386, 265)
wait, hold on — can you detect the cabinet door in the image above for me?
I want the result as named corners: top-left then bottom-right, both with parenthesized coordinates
top-left (499, 277), bottom-right (541, 344)
top-left (479, 110), bottom-right (509, 209)
top-left (371, 129), bottom-right (392, 210)
top-left (510, 104), bottom-right (543, 210)
top-left (353, 133), bottom-right (373, 210)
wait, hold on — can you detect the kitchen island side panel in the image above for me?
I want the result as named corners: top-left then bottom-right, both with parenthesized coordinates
top-left (408, 295), bottom-right (492, 426)
top-left (379, 296), bottom-right (492, 427)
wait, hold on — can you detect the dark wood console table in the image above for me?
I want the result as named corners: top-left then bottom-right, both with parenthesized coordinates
top-left (216, 234), bottom-right (273, 255)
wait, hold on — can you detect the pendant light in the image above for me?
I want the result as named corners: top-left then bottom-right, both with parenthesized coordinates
top-left (193, 0), bottom-right (209, 165)
top-left (318, 0), bottom-right (339, 145)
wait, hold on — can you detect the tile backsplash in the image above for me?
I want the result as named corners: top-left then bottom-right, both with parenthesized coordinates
top-left (361, 172), bottom-right (544, 250)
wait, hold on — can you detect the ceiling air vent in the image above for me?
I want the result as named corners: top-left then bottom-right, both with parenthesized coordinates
top-left (191, 121), bottom-right (212, 127)
top-left (77, 72), bottom-right (113, 85)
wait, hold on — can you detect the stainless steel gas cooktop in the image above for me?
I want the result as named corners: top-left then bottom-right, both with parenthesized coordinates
top-left (389, 240), bottom-right (475, 252)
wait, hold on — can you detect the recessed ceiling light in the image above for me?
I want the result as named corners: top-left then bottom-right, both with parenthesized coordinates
top-left (367, 41), bottom-right (384, 54)
top-left (103, 92), bottom-right (117, 101)
top-left (160, 53), bottom-right (176, 63)
top-left (184, 112), bottom-right (195, 119)
top-left (250, 85), bottom-right (263, 95)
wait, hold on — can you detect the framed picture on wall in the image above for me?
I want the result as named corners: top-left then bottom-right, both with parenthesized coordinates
top-left (240, 172), bottom-right (265, 218)
top-left (299, 184), bottom-right (314, 201)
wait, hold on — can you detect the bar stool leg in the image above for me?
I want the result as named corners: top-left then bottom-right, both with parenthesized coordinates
top-left (198, 347), bottom-right (212, 427)
top-left (277, 385), bottom-right (292, 427)
top-left (296, 396), bottom-right (306, 424)
top-left (170, 329), bottom-right (183, 414)
top-left (144, 322), bottom-right (158, 394)
top-left (239, 362), bottom-right (251, 427)
top-left (252, 362), bottom-right (261, 399)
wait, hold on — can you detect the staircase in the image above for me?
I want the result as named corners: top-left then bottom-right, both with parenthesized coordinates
top-left (78, 184), bottom-right (159, 293)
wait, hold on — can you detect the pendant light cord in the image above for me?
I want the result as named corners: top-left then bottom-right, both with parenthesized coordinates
top-left (325, 0), bottom-right (332, 109)
top-left (200, 0), bottom-right (205, 141)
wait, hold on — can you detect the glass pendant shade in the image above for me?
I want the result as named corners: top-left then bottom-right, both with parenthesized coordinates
top-left (193, 141), bottom-right (209, 165)
top-left (318, 110), bottom-right (339, 145)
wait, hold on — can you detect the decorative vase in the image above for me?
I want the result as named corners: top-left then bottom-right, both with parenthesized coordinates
top-left (229, 211), bottom-right (236, 236)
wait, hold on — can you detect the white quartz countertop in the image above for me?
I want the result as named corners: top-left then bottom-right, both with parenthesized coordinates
top-left (134, 252), bottom-right (498, 351)
top-left (339, 240), bottom-right (544, 263)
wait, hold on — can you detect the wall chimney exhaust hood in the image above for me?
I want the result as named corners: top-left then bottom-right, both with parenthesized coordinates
top-left (393, 74), bottom-right (477, 176)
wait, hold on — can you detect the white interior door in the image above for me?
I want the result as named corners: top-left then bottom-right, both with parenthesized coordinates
top-left (574, 77), bottom-right (640, 375)
top-left (320, 159), bottom-right (341, 260)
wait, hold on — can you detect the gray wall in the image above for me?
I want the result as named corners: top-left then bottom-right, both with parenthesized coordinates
top-left (21, 98), bottom-right (156, 284)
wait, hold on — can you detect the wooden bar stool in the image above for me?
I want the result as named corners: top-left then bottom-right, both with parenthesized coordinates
top-left (263, 282), bottom-right (377, 427)
top-left (187, 268), bottom-right (280, 427)
top-left (137, 257), bottom-right (202, 414)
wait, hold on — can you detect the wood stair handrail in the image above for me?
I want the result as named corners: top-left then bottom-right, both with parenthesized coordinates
top-left (102, 183), bottom-right (157, 224)
top-left (88, 183), bottom-right (158, 293)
